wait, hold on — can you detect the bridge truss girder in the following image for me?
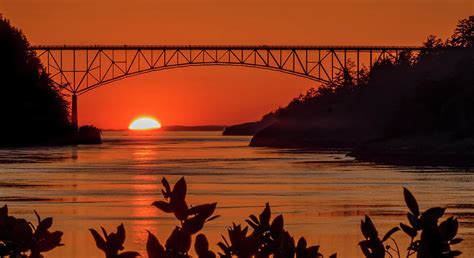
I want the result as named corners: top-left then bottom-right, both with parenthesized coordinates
top-left (32, 45), bottom-right (421, 95)
top-left (31, 45), bottom-right (421, 130)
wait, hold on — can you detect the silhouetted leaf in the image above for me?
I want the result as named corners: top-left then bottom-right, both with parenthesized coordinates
top-left (329, 254), bottom-right (337, 258)
top-left (361, 215), bottom-right (378, 239)
top-left (115, 224), bottom-right (126, 247)
top-left (11, 218), bottom-right (33, 243)
top-left (296, 237), bottom-right (307, 254)
top-left (166, 227), bottom-right (191, 254)
top-left (146, 231), bottom-right (165, 258)
top-left (188, 203), bottom-right (217, 219)
top-left (195, 234), bottom-right (210, 255)
top-left (259, 203), bottom-right (271, 227)
top-left (306, 246), bottom-right (320, 257)
top-left (40, 217), bottom-right (53, 230)
top-left (451, 250), bottom-right (462, 256)
top-left (276, 231), bottom-right (295, 258)
top-left (207, 215), bottom-right (220, 222)
top-left (270, 215), bottom-right (284, 237)
top-left (37, 231), bottom-right (63, 252)
top-left (381, 226), bottom-right (400, 242)
top-left (296, 237), bottom-right (311, 258)
top-left (439, 217), bottom-right (458, 241)
top-left (34, 210), bottom-right (41, 224)
top-left (249, 215), bottom-right (259, 225)
top-left (182, 215), bottom-right (206, 234)
top-left (400, 223), bottom-right (417, 238)
top-left (359, 240), bottom-right (371, 257)
top-left (101, 227), bottom-right (108, 239)
top-left (420, 207), bottom-right (445, 226)
top-left (152, 201), bottom-right (173, 213)
top-left (89, 229), bottom-right (106, 251)
top-left (450, 238), bottom-right (463, 245)
top-left (172, 200), bottom-right (189, 221)
top-left (172, 177), bottom-right (187, 202)
top-left (245, 219), bottom-right (259, 229)
top-left (162, 177), bottom-right (171, 196)
top-left (217, 242), bottom-right (228, 252)
top-left (403, 187), bottom-right (419, 217)
top-left (407, 212), bottom-right (419, 229)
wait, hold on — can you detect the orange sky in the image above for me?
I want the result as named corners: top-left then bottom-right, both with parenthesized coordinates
top-left (1, 0), bottom-right (472, 129)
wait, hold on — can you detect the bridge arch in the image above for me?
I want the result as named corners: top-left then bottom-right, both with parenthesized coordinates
top-left (75, 62), bottom-right (330, 95)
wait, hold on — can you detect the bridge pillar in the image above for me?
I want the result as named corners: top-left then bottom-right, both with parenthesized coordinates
top-left (71, 94), bottom-right (78, 131)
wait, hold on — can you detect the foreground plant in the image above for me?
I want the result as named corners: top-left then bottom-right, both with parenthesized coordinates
top-left (0, 205), bottom-right (63, 258)
top-left (218, 203), bottom-right (336, 258)
top-left (89, 224), bottom-right (140, 258)
top-left (359, 188), bottom-right (463, 258)
top-left (90, 178), bottom-right (466, 258)
top-left (147, 177), bottom-right (220, 258)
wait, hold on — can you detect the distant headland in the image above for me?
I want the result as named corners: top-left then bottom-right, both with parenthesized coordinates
top-left (224, 16), bottom-right (474, 166)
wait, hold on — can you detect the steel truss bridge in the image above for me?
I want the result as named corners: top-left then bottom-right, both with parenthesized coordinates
top-left (31, 45), bottom-right (422, 128)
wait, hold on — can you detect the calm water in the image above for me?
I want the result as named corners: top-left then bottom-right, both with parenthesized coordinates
top-left (0, 131), bottom-right (472, 257)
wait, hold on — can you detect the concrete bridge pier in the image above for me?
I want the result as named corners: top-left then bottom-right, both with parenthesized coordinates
top-left (71, 94), bottom-right (78, 131)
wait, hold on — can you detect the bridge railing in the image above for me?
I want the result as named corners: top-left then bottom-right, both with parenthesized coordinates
top-left (31, 45), bottom-right (423, 51)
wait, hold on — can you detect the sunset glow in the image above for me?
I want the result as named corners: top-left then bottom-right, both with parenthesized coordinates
top-left (3, 0), bottom-right (470, 129)
top-left (128, 117), bottom-right (161, 130)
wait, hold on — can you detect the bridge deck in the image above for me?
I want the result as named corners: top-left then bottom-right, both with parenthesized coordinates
top-left (31, 45), bottom-right (423, 51)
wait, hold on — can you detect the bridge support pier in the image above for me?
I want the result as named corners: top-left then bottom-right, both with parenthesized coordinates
top-left (71, 94), bottom-right (78, 131)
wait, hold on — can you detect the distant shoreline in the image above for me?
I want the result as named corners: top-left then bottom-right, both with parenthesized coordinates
top-left (104, 125), bottom-right (227, 132)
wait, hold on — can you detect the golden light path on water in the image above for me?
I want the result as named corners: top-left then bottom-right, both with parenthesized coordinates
top-left (0, 131), bottom-right (472, 257)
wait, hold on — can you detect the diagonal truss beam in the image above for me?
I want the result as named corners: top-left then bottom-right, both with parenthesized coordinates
top-left (31, 45), bottom-right (422, 95)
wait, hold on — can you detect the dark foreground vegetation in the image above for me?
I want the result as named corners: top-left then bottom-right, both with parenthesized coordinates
top-left (0, 177), bottom-right (464, 258)
top-left (228, 16), bottom-right (474, 165)
top-left (0, 15), bottom-right (101, 146)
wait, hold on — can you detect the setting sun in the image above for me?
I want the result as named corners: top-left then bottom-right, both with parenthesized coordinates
top-left (128, 117), bottom-right (161, 130)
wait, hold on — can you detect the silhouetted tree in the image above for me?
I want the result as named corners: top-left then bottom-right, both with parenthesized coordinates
top-left (449, 16), bottom-right (473, 47)
top-left (252, 15), bottom-right (474, 146)
top-left (0, 15), bottom-right (71, 146)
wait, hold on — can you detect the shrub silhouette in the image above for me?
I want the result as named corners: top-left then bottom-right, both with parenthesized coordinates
top-left (359, 188), bottom-right (463, 258)
top-left (0, 179), bottom-right (465, 258)
top-left (89, 224), bottom-right (140, 258)
top-left (0, 205), bottom-right (63, 258)
top-left (146, 177), bottom-right (219, 258)
top-left (217, 203), bottom-right (335, 258)
top-left (87, 178), bottom-right (464, 258)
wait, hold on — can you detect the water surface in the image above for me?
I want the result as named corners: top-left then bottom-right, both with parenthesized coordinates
top-left (0, 131), bottom-right (472, 257)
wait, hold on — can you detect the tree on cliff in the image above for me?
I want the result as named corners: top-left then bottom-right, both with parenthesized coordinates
top-left (449, 16), bottom-right (473, 47)
top-left (0, 15), bottom-right (71, 145)
top-left (250, 16), bottom-right (474, 148)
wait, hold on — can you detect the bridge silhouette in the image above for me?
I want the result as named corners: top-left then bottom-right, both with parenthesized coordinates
top-left (31, 45), bottom-right (422, 129)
